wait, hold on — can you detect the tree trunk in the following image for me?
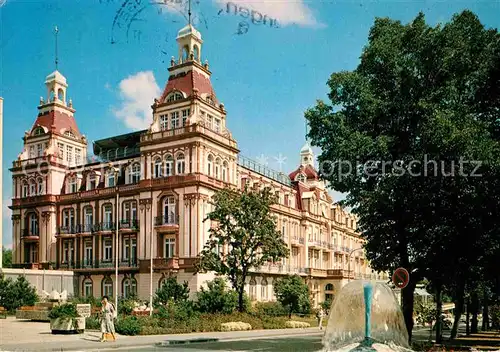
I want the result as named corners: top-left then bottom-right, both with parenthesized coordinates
top-left (482, 288), bottom-right (489, 331)
top-left (238, 288), bottom-right (245, 313)
top-left (471, 291), bottom-right (479, 334)
top-left (402, 278), bottom-right (417, 343)
top-left (466, 297), bottom-right (470, 336)
top-left (435, 283), bottom-right (443, 344)
top-left (450, 279), bottom-right (465, 339)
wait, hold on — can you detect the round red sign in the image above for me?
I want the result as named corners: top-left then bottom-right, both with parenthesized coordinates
top-left (392, 267), bottom-right (410, 289)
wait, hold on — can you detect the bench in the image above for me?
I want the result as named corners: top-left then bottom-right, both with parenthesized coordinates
top-left (0, 306), bottom-right (7, 319)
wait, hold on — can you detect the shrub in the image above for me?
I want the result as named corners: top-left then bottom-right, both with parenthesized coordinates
top-left (118, 297), bottom-right (138, 315)
top-left (285, 320), bottom-right (311, 328)
top-left (196, 278), bottom-right (238, 314)
top-left (115, 316), bottom-right (142, 336)
top-left (154, 277), bottom-right (190, 307)
top-left (157, 299), bottom-right (198, 321)
top-left (320, 299), bottom-right (332, 314)
top-left (253, 302), bottom-right (288, 317)
top-left (48, 303), bottom-right (79, 320)
top-left (0, 275), bottom-right (38, 312)
top-left (85, 315), bottom-right (101, 330)
top-left (490, 304), bottom-right (500, 329)
top-left (220, 321), bottom-right (252, 331)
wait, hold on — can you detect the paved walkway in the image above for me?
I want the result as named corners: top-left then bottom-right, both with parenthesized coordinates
top-left (0, 317), bottom-right (323, 351)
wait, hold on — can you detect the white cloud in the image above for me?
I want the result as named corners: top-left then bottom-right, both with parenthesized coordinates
top-left (215, 0), bottom-right (322, 27)
top-left (112, 71), bottom-right (161, 130)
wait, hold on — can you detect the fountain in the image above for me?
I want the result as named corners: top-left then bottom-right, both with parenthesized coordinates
top-left (322, 281), bottom-right (413, 352)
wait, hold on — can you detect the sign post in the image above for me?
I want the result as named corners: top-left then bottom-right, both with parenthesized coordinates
top-left (392, 267), bottom-right (410, 289)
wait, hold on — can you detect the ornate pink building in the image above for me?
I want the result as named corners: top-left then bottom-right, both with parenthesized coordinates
top-left (9, 24), bottom-right (387, 306)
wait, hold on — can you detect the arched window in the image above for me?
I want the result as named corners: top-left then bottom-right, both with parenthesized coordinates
top-left (28, 213), bottom-right (39, 236)
top-left (57, 88), bottom-right (65, 101)
top-left (167, 91), bottom-right (184, 103)
top-left (249, 278), bottom-right (257, 301)
top-left (207, 155), bottom-right (213, 177)
top-left (261, 278), bottom-right (268, 301)
top-left (122, 277), bottom-right (137, 298)
top-left (83, 278), bottom-right (93, 297)
top-left (102, 277), bottom-right (113, 298)
top-left (154, 157), bottom-right (163, 178)
top-left (325, 283), bottom-right (334, 291)
top-left (176, 153), bottom-right (185, 175)
top-left (222, 161), bottom-right (228, 182)
top-left (37, 177), bottom-right (45, 195)
top-left (193, 45), bottom-right (199, 61)
top-left (163, 196), bottom-right (176, 224)
top-left (165, 154), bottom-right (173, 176)
top-left (33, 127), bottom-right (45, 136)
top-left (182, 46), bottom-right (189, 62)
top-left (50, 90), bottom-right (55, 101)
top-left (29, 179), bottom-right (36, 196)
top-left (128, 163), bottom-right (141, 184)
top-left (215, 158), bottom-right (221, 179)
top-left (22, 181), bottom-right (28, 198)
top-left (83, 206), bottom-right (93, 231)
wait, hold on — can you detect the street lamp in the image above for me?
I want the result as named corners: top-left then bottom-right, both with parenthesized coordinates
top-left (347, 247), bottom-right (364, 282)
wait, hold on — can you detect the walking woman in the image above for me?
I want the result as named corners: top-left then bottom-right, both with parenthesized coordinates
top-left (100, 296), bottom-right (117, 342)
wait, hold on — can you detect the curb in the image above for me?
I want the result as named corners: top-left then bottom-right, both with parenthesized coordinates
top-left (159, 338), bottom-right (220, 346)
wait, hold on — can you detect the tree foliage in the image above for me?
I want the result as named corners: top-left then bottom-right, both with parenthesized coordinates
top-left (273, 275), bottom-right (311, 319)
top-left (305, 10), bottom-right (500, 342)
top-left (2, 249), bottom-right (12, 268)
top-left (153, 277), bottom-right (190, 308)
top-left (196, 277), bottom-right (249, 314)
top-left (195, 186), bottom-right (289, 312)
top-left (0, 275), bottom-right (38, 311)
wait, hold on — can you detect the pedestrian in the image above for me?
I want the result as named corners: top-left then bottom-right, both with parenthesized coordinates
top-left (317, 308), bottom-right (325, 330)
top-left (100, 296), bottom-right (117, 342)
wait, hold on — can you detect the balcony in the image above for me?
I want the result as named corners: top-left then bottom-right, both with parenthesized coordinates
top-left (22, 228), bottom-right (39, 239)
top-left (119, 219), bottom-right (139, 231)
top-left (308, 239), bottom-right (322, 249)
top-left (305, 268), bottom-right (328, 277)
top-left (58, 225), bottom-right (79, 235)
top-left (291, 236), bottom-right (305, 246)
top-left (63, 259), bottom-right (138, 270)
top-left (327, 269), bottom-right (354, 279)
top-left (154, 214), bottom-right (179, 228)
top-left (96, 222), bottom-right (116, 232)
top-left (140, 257), bottom-right (179, 272)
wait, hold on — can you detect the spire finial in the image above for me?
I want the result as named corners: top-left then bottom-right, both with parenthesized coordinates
top-left (54, 26), bottom-right (59, 70)
top-left (188, 0), bottom-right (192, 25)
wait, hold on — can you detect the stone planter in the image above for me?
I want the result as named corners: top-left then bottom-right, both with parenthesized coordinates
top-left (50, 317), bottom-right (85, 334)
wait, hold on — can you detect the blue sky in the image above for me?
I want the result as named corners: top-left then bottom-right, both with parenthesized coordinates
top-left (1, 0), bottom-right (499, 247)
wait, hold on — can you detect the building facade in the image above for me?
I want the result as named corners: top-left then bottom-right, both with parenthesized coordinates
top-left (9, 24), bottom-right (387, 306)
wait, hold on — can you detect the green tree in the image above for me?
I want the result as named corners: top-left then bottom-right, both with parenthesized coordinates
top-left (415, 302), bottom-right (436, 341)
top-left (153, 277), bottom-right (190, 307)
top-left (195, 186), bottom-right (289, 312)
top-left (273, 275), bottom-right (311, 319)
top-left (196, 277), bottom-right (248, 314)
top-left (305, 10), bottom-right (500, 342)
top-left (2, 248), bottom-right (12, 268)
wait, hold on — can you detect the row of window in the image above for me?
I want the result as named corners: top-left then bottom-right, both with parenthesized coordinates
top-left (61, 201), bottom-right (138, 229)
top-left (151, 153), bottom-right (186, 178)
top-left (200, 111), bottom-right (222, 133)
top-left (60, 236), bottom-right (176, 264)
top-left (21, 178), bottom-right (45, 197)
top-left (28, 142), bottom-right (48, 159)
top-left (159, 109), bottom-right (190, 130)
top-left (83, 276), bottom-right (137, 299)
top-left (57, 142), bottom-right (82, 165)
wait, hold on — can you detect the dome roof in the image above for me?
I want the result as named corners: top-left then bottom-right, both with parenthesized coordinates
top-left (177, 24), bottom-right (201, 40)
top-left (45, 70), bottom-right (67, 85)
top-left (300, 142), bottom-right (312, 154)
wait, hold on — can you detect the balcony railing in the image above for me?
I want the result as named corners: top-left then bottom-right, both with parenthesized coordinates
top-left (22, 228), bottom-right (39, 237)
top-left (154, 214), bottom-right (179, 226)
top-left (60, 259), bottom-right (138, 269)
top-left (58, 225), bottom-right (78, 235)
top-left (96, 222), bottom-right (116, 231)
top-left (119, 219), bottom-right (139, 230)
top-left (139, 257), bottom-right (179, 271)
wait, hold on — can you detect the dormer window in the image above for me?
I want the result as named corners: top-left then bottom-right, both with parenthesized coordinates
top-left (68, 176), bottom-right (78, 193)
top-left (33, 127), bottom-right (45, 136)
top-left (64, 130), bottom-right (75, 138)
top-left (206, 96), bottom-right (214, 105)
top-left (106, 170), bottom-right (115, 188)
top-left (88, 174), bottom-right (97, 190)
top-left (297, 173), bottom-right (306, 183)
top-left (166, 91), bottom-right (184, 102)
top-left (128, 163), bottom-right (141, 184)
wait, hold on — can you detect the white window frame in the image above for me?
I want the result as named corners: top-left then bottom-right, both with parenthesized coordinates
top-left (176, 153), bottom-right (185, 175)
top-left (154, 157), bottom-right (163, 178)
top-left (164, 238), bottom-right (175, 258)
top-left (165, 155), bottom-right (173, 176)
top-left (160, 114), bottom-right (168, 130)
